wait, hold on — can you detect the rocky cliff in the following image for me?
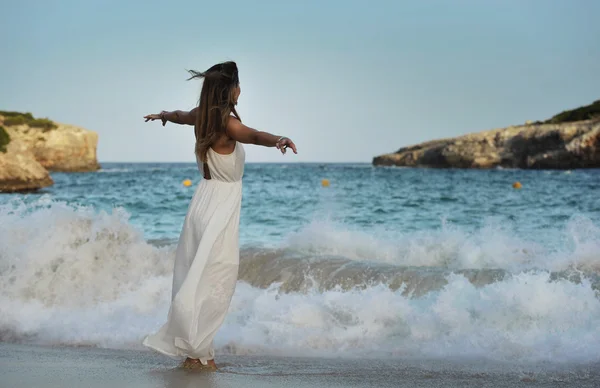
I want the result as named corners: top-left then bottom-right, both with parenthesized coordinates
top-left (373, 101), bottom-right (600, 169)
top-left (0, 112), bottom-right (100, 192)
top-left (0, 113), bottom-right (100, 172)
top-left (0, 134), bottom-right (54, 192)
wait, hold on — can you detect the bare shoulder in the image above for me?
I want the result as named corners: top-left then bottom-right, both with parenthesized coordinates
top-left (188, 107), bottom-right (198, 124)
top-left (227, 115), bottom-right (241, 125)
top-left (226, 115), bottom-right (251, 132)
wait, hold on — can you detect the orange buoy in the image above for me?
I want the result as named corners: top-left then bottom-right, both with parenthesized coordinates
top-left (183, 179), bottom-right (192, 187)
top-left (512, 181), bottom-right (522, 189)
top-left (321, 179), bottom-right (330, 187)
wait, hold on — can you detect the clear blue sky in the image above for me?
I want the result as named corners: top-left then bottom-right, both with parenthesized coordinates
top-left (1, 0), bottom-right (599, 163)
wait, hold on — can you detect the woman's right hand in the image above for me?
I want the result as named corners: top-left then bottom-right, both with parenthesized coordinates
top-left (144, 112), bottom-right (167, 126)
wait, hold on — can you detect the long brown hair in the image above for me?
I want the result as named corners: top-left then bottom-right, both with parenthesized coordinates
top-left (187, 61), bottom-right (241, 162)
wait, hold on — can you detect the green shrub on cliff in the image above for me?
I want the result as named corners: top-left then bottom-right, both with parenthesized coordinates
top-left (29, 118), bottom-right (57, 131)
top-left (0, 110), bottom-right (57, 131)
top-left (546, 100), bottom-right (600, 124)
top-left (3, 116), bottom-right (27, 126)
top-left (0, 126), bottom-right (10, 153)
top-left (0, 111), bottom-right (34, 120)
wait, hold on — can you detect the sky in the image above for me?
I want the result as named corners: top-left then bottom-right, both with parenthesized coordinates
top-left (1, 0), bottom-right (599, 163)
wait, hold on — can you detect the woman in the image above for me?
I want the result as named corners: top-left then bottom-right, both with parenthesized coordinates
top-left (141, 61), bottom-right (297, 370)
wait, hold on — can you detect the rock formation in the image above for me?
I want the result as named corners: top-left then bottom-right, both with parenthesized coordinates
top-left (0, 136), bottom-right (54, 192)
top-left (0, 112), bottom-right (100, 192)
top-left (373, 101), bottom-right (600, 169)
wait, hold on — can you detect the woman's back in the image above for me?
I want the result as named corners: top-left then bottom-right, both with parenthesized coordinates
top-left (196, 142), bottom-right (245, 182)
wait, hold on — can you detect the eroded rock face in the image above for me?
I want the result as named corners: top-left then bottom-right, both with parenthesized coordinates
top-left (1, 120), bottom-right (100, 172)
top-left (373, 119), bottom-right (600, 169)
top-left (0, 139), bottom-right (53, 193)
top-left (0, 114), bottom-right (99, 192)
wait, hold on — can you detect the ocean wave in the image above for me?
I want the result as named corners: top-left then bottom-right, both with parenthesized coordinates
top-left (97, 168), bottom-right (133, 173)
top-left (1, 274), bottom-right (598, 363)
top-left (0, 197), bottom-right (173, 308)
top-left (220, 276), bottom-right (600, 363)
top-left (1, 198), bottom-right (600, 363)
top-left (237, 249), bottom-right (600, 296)
top-left (284, 218), bottom-right (600, 273)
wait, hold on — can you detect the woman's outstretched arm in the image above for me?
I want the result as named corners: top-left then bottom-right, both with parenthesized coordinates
top-left (144, 108), bottom-right (197, 126)
top-left (226, 117), bottom-right (297, 154)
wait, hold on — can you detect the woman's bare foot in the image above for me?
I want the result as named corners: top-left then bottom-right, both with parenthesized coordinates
top-left (182, 357), bottom-right (199, 369)
top-left (206, 359), bottom-right (217, 370)
top-left (182, 357), bottom-right (217, 371)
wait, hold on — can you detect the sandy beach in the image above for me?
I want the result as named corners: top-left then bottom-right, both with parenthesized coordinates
top-left (1, 343), bottom-right (599, 388)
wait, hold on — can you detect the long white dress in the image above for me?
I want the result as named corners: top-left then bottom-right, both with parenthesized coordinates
top-left (143, 142), bottom-right (245, 365)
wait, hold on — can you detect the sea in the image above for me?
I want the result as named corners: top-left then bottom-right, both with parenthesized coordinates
top-left (1, 163), bottom-right (600, 387)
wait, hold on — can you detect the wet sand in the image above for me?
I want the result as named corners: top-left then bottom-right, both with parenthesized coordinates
top-left (1, 343), bottom-right (599, 388)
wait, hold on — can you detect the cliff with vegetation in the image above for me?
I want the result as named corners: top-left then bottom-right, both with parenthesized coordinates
top-left (0, 111), bottom-right (100, 192)
top-left (373, 100), bottom-right (600, 169)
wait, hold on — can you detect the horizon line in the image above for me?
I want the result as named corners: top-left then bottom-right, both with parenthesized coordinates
top-left (96, 161), bottom-right (373, 164)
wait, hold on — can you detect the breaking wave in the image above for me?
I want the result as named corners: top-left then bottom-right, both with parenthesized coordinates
top-left (1, 198), bottom-right (599, 363)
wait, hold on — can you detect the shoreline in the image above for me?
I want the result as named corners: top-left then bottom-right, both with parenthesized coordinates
top-left (1, 343), bottom-right (599, 388)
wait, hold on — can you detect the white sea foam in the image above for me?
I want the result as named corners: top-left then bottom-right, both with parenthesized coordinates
top-left (285, 217), bottom-right (600, 272)
top-left (97, 168), bottom-right (133, 173)
top-left (1, 198), bottom-right (599, 363)
top-left (221, 274), bottom-right (600, 363)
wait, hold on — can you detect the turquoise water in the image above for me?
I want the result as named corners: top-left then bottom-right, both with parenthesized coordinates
top-left (1, 163), bottom-right (599, 365)
top-left (9, 163), bottom-right (600, 245)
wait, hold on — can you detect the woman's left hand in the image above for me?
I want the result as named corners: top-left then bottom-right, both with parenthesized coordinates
top-left (277, 137), bottom-right (297, 154)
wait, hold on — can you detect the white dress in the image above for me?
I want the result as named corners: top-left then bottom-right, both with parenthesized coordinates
top-left (143, 142), bottom-right (245, 364)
